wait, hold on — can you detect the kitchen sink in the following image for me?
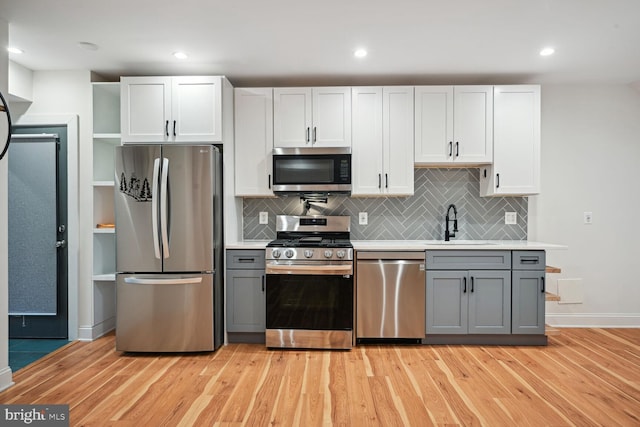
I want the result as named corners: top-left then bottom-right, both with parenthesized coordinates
top-left (423, 240), bottom-right (496, 245)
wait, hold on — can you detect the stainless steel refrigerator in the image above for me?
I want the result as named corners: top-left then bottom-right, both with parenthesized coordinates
top-left (114, 144), bottom-right (223, 352)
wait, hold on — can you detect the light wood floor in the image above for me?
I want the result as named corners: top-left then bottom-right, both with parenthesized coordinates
top-left (1, 329), bottom-right (639, 426)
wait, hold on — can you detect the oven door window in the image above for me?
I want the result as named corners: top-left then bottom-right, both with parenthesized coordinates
top-left (266, 274), bottom-right (353, 331)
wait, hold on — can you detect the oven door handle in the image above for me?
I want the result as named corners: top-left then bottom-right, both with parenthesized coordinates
top-left (266, 264), bottom-right (353, 276)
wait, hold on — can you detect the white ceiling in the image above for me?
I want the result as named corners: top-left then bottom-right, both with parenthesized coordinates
top-left (1, 0), bottom-right (640, 87)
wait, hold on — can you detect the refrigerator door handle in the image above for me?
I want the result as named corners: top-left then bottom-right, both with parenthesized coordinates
top-left (151, 158), bottom-right (161, 259)
top-left (124, 277), bottom-right (203, 285)
top-left (160, 157), bottom-right (170, 259)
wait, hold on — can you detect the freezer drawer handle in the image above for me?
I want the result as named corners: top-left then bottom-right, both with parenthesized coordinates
top-left (124, 277), bottom-right (203, 285)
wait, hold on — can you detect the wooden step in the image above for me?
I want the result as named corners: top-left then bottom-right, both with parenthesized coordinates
top-left (545, 291), bottom-right (561, 302)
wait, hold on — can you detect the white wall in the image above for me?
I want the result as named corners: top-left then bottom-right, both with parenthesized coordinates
top-left (530, 84), bottom-right (640, 326)
top-left (8, 61), bottom-right (33, 102)
top-left (0, 16), bottom-right (13, 392)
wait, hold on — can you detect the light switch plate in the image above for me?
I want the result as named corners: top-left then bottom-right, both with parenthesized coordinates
top-left (259, 211), bottom-right (268, 224)
top-left (359, 212), bottom-right (368, 225)
top-left (505, 212), bottom-right (517, 225)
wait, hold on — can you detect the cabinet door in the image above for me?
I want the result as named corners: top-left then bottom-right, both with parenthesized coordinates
top-left (226, 269), bottom-right (266, 332)
top-left (480, 85), bottom-right (540, 196)
top-left (414, 86), bottom-right (454, 164)
top-left (234, 88), bottom-right (274, 196)
top-left (120, 77), bottom-right (171, 142)
top-left (383, 86), bottom-right (414, 195)
top-left (171, 76), bottom-right (222, 142)
top-left (453, 86), bottom-right (493, 163)
top-left (312, 87), bottom-right (351, 147)
top-left (467, 270), bottom-right (511, 334)
top-left (426, 270), bottom-right (468, 334)
top-left (351, 87), bottom-right (383, 195)
top-left (512, 270), bottom-right (545, 334)
top-left (273, 88), bottom-right (312, 147)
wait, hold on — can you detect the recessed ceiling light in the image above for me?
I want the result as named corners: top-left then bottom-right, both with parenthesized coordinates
top-left (77, 42), bottom-right (99, 51)
top-left (354, 48), bottom-right (368, 58)
top-left (173, 52), bottom-right (188, 59)
top-left (540, 47), bottom-right (555, 56)
top-left (7, 47), bottom-right (23, 54)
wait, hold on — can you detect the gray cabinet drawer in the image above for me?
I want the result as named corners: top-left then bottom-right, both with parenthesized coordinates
top-left (426, 250), bottom-right (511, 270)
top-left (512, 251), bottom-right (545, 271)
top-left (226, 250), bottom-right (266, 269)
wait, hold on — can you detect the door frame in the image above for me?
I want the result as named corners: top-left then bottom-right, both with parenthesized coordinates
top-left (14, 115), bottom-right (78, 340)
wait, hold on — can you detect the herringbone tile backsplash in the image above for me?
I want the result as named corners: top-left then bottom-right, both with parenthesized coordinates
top-left (243, 168), bottom-right (528, 241)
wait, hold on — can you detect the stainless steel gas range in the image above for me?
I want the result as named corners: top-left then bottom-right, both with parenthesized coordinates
top-left (265, 215), bottom-right (353, 350)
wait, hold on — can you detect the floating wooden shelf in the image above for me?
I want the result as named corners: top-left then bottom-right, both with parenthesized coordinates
top-left (546, 265), bottom-right (561, 274)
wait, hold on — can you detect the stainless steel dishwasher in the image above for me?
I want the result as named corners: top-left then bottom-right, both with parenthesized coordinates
top-left (356, 251), bottom-right (426, 340)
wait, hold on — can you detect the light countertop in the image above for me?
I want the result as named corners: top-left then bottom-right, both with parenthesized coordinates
top-left (226, 240), bottom-right (567, 251)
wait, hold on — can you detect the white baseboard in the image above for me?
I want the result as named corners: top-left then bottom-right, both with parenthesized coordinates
top-left (546, 313), bottom-right (640, 328)
top-left (0, 366), bottom-right (14, 392)
top-left (77, 317), bottom-right (116, 342)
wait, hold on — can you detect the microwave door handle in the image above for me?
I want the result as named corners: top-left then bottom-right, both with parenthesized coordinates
top-left (160, 157), bottom-right (170, 259)
top-left (151, 158), bottom-right (161, 259)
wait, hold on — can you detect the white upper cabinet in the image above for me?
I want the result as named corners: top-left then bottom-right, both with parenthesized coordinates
top-left (352, 86), bottom-right (414, 196)
top-left (415, 85), bottom-right (493, 165)
top-left (234, 88), bottom-right (274, 197)
top-left (121, 76), bottom-right (222, 143)
top-left (480, 85), bottom-right (541, 196)
top-left (273, 87), bottom-right (351, 147)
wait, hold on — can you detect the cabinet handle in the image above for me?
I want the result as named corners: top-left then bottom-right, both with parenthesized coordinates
top-left (520, 257), bottom-right (539, 264)
top-left (165, 120), bottom-right (169, 137)
top-left (385, 173), bottom-right (388, 188)
top-left (541, 276), bottom-right (545, 293)
top-left (378, 173), bottom-right (381, 189)
top-left (173, 120), bottom-right (177, 136)
top-left (455, 141), bottom-right (459, 157)
top-left (238, 258), bottom-right (255, 262)
top-left (306, 127), bottom-right (310, 143)
top-left (496, 173), bottom-right (500, 188)
top-left (471, 276), bottom-right (474, 293)
top-left (262, 275), bottom-right (265, 292)
top-left (449, 141), bottom-right (453, 157)
top-left (268, 174), bottom-right (271, 189)
top-left (463, 277), bottom-right (467, 293)
top-left (313, 126), bottom-right (317, 143)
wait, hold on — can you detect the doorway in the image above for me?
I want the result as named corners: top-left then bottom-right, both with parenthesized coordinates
top-left (8, 125), bottom-right (68, 338)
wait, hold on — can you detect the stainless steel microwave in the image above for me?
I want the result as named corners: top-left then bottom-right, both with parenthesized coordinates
top-left (272, 147), bottom-right (352, 195)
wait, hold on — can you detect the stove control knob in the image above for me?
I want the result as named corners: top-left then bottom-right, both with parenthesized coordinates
top-left (336, 250), bottom-right (346, 259)
top-left (304, 250), bottom-right (314, 258)
top-left (272, 249), bottom-right (281, 258)
top-left (285, 249), bottom-right (295, 258)
top-left (324, 250), bottom-right (333, 258)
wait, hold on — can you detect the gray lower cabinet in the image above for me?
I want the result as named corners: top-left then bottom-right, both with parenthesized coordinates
top-left (426, 269), bottom-right (511, 335)
top-left (512, 251), bottom-right (546, 334)
top-left (226, 250), bottom-right (266, 335)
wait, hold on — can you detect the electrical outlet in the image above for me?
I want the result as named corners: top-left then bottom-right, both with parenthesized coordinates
top-left (259, 211), bottom-right (268, 225)
top-left (359, 212), bottom-right (368, 225)
top-left (505, 212), bottom-right (517, 225)
top-left (584, 211), bottom-right (593, 225)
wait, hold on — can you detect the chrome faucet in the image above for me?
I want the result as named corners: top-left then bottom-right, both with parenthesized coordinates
top-left (445, 204), bottom-right (458, 241)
